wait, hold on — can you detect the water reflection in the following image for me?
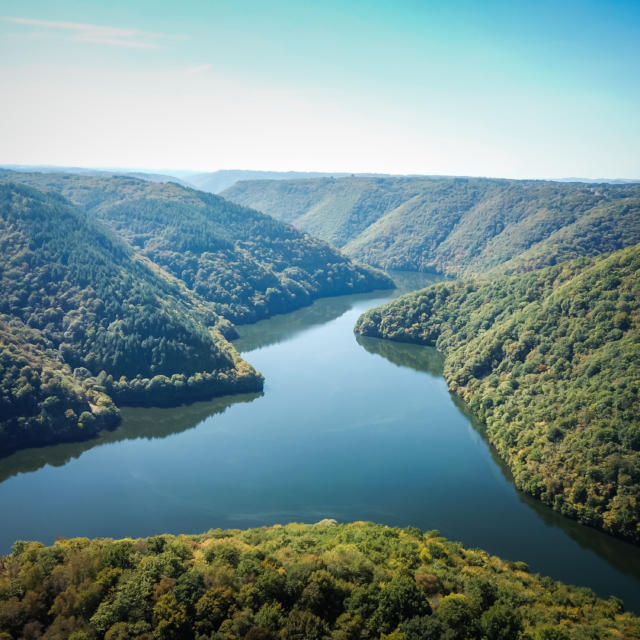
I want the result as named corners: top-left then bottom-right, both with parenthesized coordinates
top-left (3, 267), bottom-right (640, 612)
top-left (356, 335), bottom-right (444, 377)
top-left (0, 271), bottom-right (435, 482)
top-left (0, 392), bottom-right (262, 483)
top-left (234, 270), bottom-right (442, 354)
top-left (362, 337), bottom-right (640, 591)
top-left (234, 290), bottom-right (391, 353)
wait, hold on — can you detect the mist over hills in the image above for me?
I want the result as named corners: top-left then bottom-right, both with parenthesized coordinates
top-left (222, 175), bottom-right (640, 276)
top-left (184, 169), bottom-right (390, 194)
top-left (0, 164), bottom-right (190, 186)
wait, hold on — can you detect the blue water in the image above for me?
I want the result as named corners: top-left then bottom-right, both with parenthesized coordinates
top-left (1, 273), bottom-right (639, 611)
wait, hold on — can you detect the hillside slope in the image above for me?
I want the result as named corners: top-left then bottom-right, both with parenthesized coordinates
top-left (1, 522), bottom-right (638, 640)
top-left (0, 183), bottom-right (262, 453)
top-left (356, 245), bottom-right (640, 543)
top-left (2, 171), bottom-right (392, 322)
top-left (223, 176), bottom-right (640, 276)
top-left (186, 170), bottom-right (357, 193)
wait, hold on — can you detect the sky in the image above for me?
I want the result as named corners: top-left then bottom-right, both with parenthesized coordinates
top-left (1, 0), bottom-right (639, 179)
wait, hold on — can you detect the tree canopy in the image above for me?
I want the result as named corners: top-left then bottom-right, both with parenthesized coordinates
top-left (356, 245), bottom-right (640, 543)
top-left (222, 176), bottom-right (640, 276)
top-left (0, 182), bottom-right (262, 454)
top-left (0, 171), bottom-right (392, 323)
top-left (1, 521), bottom-right (637, 640)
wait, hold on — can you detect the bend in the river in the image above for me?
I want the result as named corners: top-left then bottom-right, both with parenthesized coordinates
top-left (1, 272), bottom-right (639, 612)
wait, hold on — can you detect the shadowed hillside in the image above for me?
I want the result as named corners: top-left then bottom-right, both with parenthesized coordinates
top-left (0, 183), bottom-right (262, 453)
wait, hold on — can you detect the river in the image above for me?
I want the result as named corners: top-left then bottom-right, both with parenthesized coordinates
top-left (1, 272), bottom-right (639, 611)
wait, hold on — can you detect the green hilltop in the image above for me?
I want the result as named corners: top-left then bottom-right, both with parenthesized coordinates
top-left (222, 176), bottom-right (640, 276)
top-left (356, 244), bottom-right (640, 543)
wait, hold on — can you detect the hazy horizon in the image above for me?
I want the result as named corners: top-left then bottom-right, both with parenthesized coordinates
top-left (2, 163), bottom-right (639, 184)
top-left (1, 1), bottom-right (639, 179)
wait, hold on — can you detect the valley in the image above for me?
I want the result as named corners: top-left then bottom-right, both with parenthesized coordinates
top-left (1, 278), bottom-right (639, 616)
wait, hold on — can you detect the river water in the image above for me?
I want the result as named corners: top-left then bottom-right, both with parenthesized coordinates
top-left (1, 273), bottom-right (639, 611)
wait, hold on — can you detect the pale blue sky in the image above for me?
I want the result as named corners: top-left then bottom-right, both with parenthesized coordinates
top-left (1, 1), bottom-right (639, 178)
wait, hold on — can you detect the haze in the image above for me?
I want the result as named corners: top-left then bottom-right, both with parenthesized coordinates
top-left (1, 0), bottom-right (639, 179)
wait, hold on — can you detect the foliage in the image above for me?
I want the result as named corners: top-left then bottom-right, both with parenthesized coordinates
top-left (0, 314), bottom-right (119, 453)
top-left (0, 171), bottom-right (392, 323)
top-left (355, 245), bottom-right (640, 542)
top-left (1, 522), bottom-right (638, 640)
top-left (0, 182), bottom-right (262, 454)
top-left (222, 176), bottom-right (640, 276)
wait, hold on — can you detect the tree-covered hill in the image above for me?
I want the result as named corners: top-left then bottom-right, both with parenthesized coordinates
top-left (1, 521), bottom-right (638, 640)
top-left (355, 245), bottom-right (640, 543)
top-left (0, 183), bottom-right (262, 453)
top-left (1, 171), bottom-right (392, 323)
top-left (222, 176), bottom-right (640, 276)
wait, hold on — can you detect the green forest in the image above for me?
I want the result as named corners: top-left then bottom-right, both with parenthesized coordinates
top-left (0, 182), bottom-right (262, 453)
top-left (0, 173), bottom-right (393, 454)
top-left (222, 176), bottom-right (640, 277)
top-left (1, 521), bottom-right (638, 640)
top-left (0, 171), bottom-right (392, 323)
top-left (356, 245), bottom-right (640, 542)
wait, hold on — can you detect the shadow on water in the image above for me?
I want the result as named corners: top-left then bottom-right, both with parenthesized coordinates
top-left (360, 333), bottom-right (640, 588)
top-left (356, 335), bottom-right (445, 377)
top-left (234, 270), bottom-right (444, 354)
top-left (233, 289), bottom-right (393, 353)
top-left (0, 392), bottom-right (263, 484)
top-left (0, 270), bottom-right (437, 485)
top-left (449, 393), bottom-right (640, 580)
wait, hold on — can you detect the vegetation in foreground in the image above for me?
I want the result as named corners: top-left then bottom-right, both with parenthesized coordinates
top-left (356, 245), bottom-right (640, 543)
top-left (222, 176), bottom-right (640, 277)
top-left (0, 521), bottom-right (637, 640)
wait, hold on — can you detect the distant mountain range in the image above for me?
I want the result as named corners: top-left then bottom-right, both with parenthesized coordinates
top-left (3, 166), bottom-right (637, 193)
top-left (184, 169), bottom-right (391, 193)
top-left (0, 164), bottom-right (191, 186)
top-left (184, 171), bottom-right (640, 194)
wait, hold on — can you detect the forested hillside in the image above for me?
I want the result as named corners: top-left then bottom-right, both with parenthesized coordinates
top-left (0, 313), bottom-right (119, 453)
top-left (1, 171), bottom-right (392, 322)
top-left (356, 245), bottom-right (640, 543)
top-left (0, 183), bottom-right (262, 453)
top-left (222, 176), bottom-right (640, 276)
top-left (1, 521), bottom-right (638, 640)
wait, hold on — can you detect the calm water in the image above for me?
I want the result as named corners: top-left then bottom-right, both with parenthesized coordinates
top-left (1, 273), bottom-right (640, 611)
